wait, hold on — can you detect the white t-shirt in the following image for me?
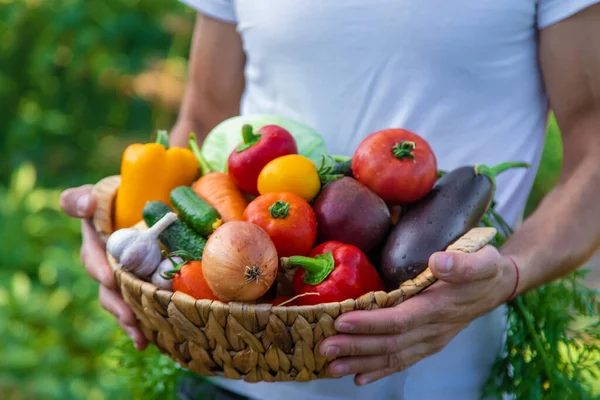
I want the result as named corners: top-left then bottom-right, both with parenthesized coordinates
top-left (178, 1), bottom-right (599, 399)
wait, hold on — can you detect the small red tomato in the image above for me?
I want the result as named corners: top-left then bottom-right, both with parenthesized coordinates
top-left (243, 192), bottom-right (317, 257)
top-left (227, 124), bottom-right (298, 196)
top-left (352, 128), bottom-right (437, 204)
top-left (172, 261), bottom-right (219, 301)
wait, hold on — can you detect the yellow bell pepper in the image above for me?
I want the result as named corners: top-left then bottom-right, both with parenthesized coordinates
top-left (257, 154), bottom-right (321, 201)
top-left (114, 131), bottom-right (198, 230)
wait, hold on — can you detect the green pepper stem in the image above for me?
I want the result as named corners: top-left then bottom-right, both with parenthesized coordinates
top-left (155, 130), bottom-right (170, 148)
top-left (280, 252), bottom-right (335, 285)
top-left (236, 124), bottom-right (262, 152)
top-left (269, 200), bottom-right (290, 219)
top-left (474, 162), bottom-right (530, 180)
top-left (188, 133), bottom-right (212, 176)
top-left (392, 141), bottom-right (416, 160)
top-left (242, 124), bottom-right (255, 143)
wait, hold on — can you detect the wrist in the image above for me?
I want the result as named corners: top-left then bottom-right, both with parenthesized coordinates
top-left (499, 254), bottom-right (522, 303)
top-left (505, 256), bottom-right (521, 301)
top-left (170, 118), bottom-right (205, 148)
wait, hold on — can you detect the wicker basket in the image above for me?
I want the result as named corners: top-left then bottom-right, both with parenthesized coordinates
top-left (91, 175), bottom-right (496, 382)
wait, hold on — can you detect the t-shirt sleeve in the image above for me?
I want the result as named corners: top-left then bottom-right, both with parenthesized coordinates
top-left (180, 0), bottom-right (237, 23)
top-left (538, 0), bottom-right (600, 28)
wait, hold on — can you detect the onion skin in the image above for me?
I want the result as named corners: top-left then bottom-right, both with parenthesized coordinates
top-left (202, 221), bottom-right (278, 302)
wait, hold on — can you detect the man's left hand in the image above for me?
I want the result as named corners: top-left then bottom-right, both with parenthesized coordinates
top-left (319, 245), bottom-right (517, 386)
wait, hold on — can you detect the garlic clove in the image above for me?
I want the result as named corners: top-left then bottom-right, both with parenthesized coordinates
top-left (106, 212), bottom-right (178, 279)
top-left (120, 239), bottom-right (161, 277)
top-left (106, 228), bottom-right (139, 260)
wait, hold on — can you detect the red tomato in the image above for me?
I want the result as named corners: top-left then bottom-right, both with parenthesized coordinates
top-left (243, 192), bottom-right (317, 257)
top-left (352, 128), bottom-right (437, 204)
top-left (172, 261), bottom-right (219, 301)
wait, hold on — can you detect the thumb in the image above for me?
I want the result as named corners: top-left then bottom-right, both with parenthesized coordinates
top-left (60, 185), bottom-right (96, 218)
top-left (429, 245), bottom-right (500, 284)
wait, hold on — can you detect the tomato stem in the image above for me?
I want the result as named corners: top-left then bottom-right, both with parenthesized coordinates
top-left (269, 200), bottom-right (290, 219)
top-left (160, 250), bottom-right (192, 280)
top-left (281, 252), bottom-right (335, 285)
top-left (237, 124), bottom-right (262, 152)
top-left (392, 141), bottom-right (416, 160)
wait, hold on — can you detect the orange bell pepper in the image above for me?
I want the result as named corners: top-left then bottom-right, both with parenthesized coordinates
top-left (114, 131), bottom-right (198, 230)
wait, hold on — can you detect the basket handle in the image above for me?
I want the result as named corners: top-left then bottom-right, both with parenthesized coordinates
top-left (91, 175), bottom-right (121, 243)
top-left (397, 227), bottom-right (497, 294)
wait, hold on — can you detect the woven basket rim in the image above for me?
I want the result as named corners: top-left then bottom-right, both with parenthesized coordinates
top-left (108, 251), bottom-right (432, 312)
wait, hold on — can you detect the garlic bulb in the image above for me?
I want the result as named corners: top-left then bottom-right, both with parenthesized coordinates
top-left (106, 212), bottom-right (178, 278)
top-left (151, 256), bottom-right (184, 290)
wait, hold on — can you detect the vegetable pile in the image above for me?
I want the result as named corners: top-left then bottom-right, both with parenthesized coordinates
top-left (106, 115), bottom-right (528, 306)
top-left (106, 115), bottom-right (600, 398)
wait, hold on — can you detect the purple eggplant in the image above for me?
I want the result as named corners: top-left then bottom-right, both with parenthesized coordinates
top-left (380, 162), bottom-right (528, 290)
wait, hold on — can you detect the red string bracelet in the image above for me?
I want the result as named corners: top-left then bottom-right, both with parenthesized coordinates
top-left (506, 255), bottom-right (520, 302)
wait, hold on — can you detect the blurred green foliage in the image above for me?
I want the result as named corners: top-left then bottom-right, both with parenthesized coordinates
top-left (524, 115), bottom-right (563, 216)
top-left (0, 0), bottom-right (194, 398)
top-left (0, 0), bottom-right (194, 188)
top-left (0, 0), bottom-right (576, 399)
top-left (0, 164), bottom-right (124, 399)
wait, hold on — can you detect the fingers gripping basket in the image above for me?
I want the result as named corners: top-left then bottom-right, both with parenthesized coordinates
top-left (92, 175), bottom-right (496, 382)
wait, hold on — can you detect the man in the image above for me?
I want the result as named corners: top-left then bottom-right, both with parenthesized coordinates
top-left (60, 1), bottom-right (600, 399)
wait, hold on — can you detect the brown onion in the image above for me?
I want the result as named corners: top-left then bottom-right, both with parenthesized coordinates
top-left (202, 221), bottom-right (278, 302)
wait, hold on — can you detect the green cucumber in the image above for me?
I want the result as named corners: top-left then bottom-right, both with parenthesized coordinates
top-left (170, 186), bottom-right (222, 236)
top-left (142, 201), bottom-right (206, 260)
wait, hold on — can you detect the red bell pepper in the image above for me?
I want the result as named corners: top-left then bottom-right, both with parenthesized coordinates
top-left (280, 241), bottom-right (385, 306)
top-left (227, 124), bottom-right (298, 196)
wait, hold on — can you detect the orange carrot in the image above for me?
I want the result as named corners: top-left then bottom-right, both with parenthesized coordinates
top-left (192, 172), bottom-right (248, 222)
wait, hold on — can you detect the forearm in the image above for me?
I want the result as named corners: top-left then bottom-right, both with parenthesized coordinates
top-left (169, 13), bottom-right (245, 148)
top-left (169, 90), bottom-right (235, 148)
top-left (501, 115), bottom-right (600, 295)
top-left (169, 71), bottom-right (241, 148)
top-left (170, 79), bottom-right (241, 147)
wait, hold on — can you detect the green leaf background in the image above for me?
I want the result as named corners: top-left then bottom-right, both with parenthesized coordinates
top-left (0, 1), bottom-right (597, 399)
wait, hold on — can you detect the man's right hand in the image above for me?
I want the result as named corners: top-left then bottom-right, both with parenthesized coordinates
top-left (60, 185), bottom-right (148, 350)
